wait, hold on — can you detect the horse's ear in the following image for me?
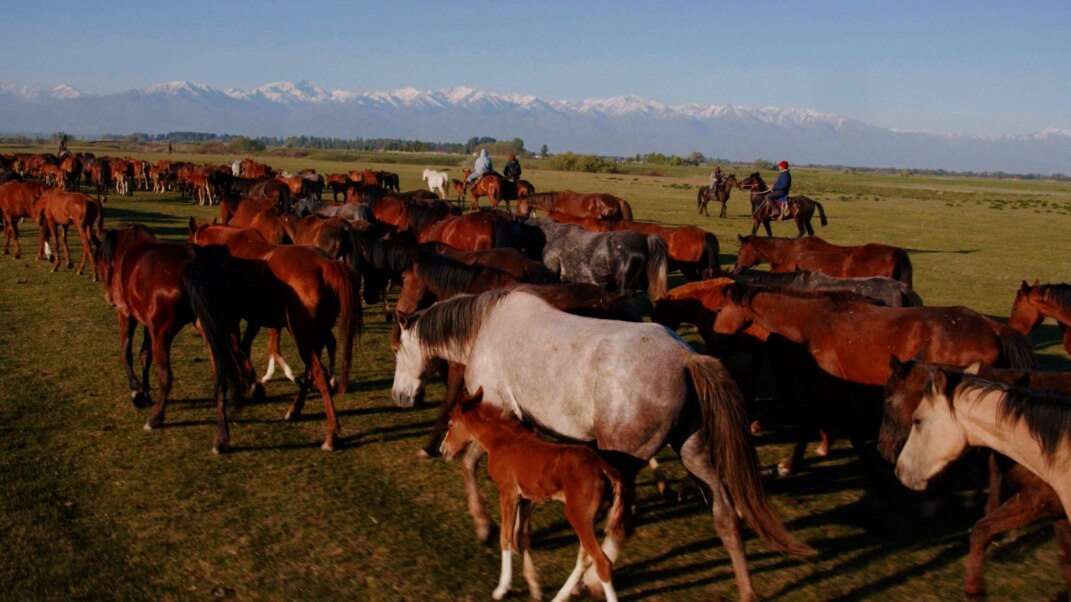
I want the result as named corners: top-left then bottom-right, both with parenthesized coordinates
top-left (1021, 280), bottom-right (1030, 291)
top-left (889, 355), bottom-right (905, 376)
top-left (910, 345), bottom-right (926, 362)
top-left (188, 216), bottom-right (197, 233)
top-left (458, 386), bottom-right (483, 411)
top-left (931, 368), bottom-right (949, 397)
top-left (737, 234), bottom-right (745, 242)
top-left (1032, 278), bottom-right (1040, 287)
top-left (964, 362), bottom-right (982, 375)
top-left (396, 311), bottom-right (411, 329)
top-left (470, 386), bottom-right (484, 404)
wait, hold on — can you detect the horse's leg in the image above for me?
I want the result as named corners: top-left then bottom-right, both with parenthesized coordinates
top-left (516, 499), bottom-right (542, 600)
top-left (144, 329), bottom-right (177, 430)
top-left (493, 491), bottom-right (519, 600)
top-left (461, 443), bottom-right (494, 543)
top-left (260, 328), bottom-right (296, 384)
top-left (324, 331), bottom-right (338, 392)
top-left (720, 200), bottom-right (727, 219)
top-left (420, 361), bottom-right (465, 458)
top-left (558, 546), bottom-right (593, 602)
top-left (964, 489), bottom-right (1056, 597)
top-left (61, 223), bottom-right (73, 270)
top-left (119, 315), bottom-right (150, 407)
top-left (677, 431), bottom-right (757, 602)
top-left (294, 331), bottom-right (340, 451)
top-left (750, 218), bottom-right (759, 237)
top-left (76, 223), bottom-right (92, 275)
top-left (138, 325), bottom-right (152, 399)
top-left (763, 219), bottom-right (773, 238)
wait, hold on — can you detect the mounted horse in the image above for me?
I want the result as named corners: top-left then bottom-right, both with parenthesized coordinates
top-left (1008, 280), bottom-right (1071, 355)
top-left (734, 235), bottom-right (914, 287)
top-left (460, 169), bottom-right (503, 212)
top-left (697, 174), bottom-right (738, 218)
top-left (738, 172), bottom-right (827, 237)
top-left (391, 289), bottom-right (815, 600)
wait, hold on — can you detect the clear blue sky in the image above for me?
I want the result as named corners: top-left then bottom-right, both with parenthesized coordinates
top-left (3, 1), bottom-right (1069, 136)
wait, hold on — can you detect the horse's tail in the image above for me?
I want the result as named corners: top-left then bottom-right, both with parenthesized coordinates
top-left (998, 326), bottom-right (1036, 370)
top-left (323, 260), bottom-right (362, 396)
top-left (619, 200), bottom-right (634, 222)
top-left (813, 200), bottom-right (828, 227)
top-left (903, 287), bottom-right (925, 307)
top-left (600, 461), bottom-right (633, 544)
top-left (686, 354), bottom-right (816, 559)
top-left (183, 257), bottom-right (244, 398)
top-left (892, 249), bottom-right (913, 288)
top-left (645, 234), bottom-right (669, 301)
top-left (701, 231), bottom-right (721, 279)
top-left (696, 187), bottom-right (704, 209)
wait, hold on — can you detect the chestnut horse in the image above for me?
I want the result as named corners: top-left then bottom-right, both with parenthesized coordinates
top-left (734, 235), bottom-right (913, 288)
top-left (0, 180), bottom-right (48, 258)
top-left (441, 387), bottom-right (629, 602)
top-left (738, 173), bottom-right (828, 238)
top-left (697, 174), bottom-right (738, 218)
top-left (220, 198), bottom-right (295, 244)
top-left (460, 169), bottom-right (503, 211)
top-left (94, 224), bottom-right (250, 454)
top-left (417, 211), bottom-right (517, 250)
top-left (1008, 280), bottom-right (1071, 355)
top-left (187, 222), bottom-right (361, 451)
top-left (881, 358), bottom-right (1071, 597)
top-left (519, 190), bottom-right (634, 221)
top-left (34, 188), bottom-right (103, 277)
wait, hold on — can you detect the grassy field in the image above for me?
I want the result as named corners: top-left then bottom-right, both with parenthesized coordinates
top-left (2, 144), bottom-right (1070, 601)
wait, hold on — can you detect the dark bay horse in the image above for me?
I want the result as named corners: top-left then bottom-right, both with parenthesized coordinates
top-left (34, 188), bottom-right (103, 277)
top-left (738, 173), bottom-right (827, 237)
top-left (697, 174), bottom-right (738, 218)
top-left (881, 358), bottom-right (1071, 597)
top-left (524, 217), bottom-right (668, 300)
top-left (1008, 280), bottom-right (1071, 355)
top-left (519, 190), bottom-right (634, 221)
top-left (391, 289), bottom-right (814, 600)
top-left (734, 235), bottom-right (914, 288)
top-left (187, 222), bottom-right (361, 451)
top-left (94, 224), bottom-right (250, 454)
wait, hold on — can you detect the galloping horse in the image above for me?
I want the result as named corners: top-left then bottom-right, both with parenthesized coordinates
top-left (460, 169), bottom-right (503, 211)
top-left (422, 168), bottom-right (450, 199)
top-left (187, 222), bottom-right (361, 451)
top-left (440, 387), bottom-right (629, 602)
top-left (0, 180), bottom-right (48, 259)
top-left (94, 224), bottom-right (250, 454)
top-left (697, 174), bottom-right (738, 218)
top-left (1008, 280), bottom-right (1071, 355)
top-left (391, 289), bottom-right (814, 600)
top-left (525, 217), bottom-right (668, 300)
top-left (519, 190), bottom-right (634, 221)
top-left (734, 235), bottom-right (914, 287)
top-left (738, 173), bottom-right (827, 237)
top-left (34, 188), bottom-right (104, 277)
top-left (881, 358), bottom-right (1071, 597)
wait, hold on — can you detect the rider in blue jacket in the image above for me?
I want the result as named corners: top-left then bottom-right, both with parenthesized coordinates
top-left (768, 160), bottom-right (791, 220)
top-left (468, 149), bottom-right (493, 183)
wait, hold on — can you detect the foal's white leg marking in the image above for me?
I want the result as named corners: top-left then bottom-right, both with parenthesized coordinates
top-left (260, 355), bottom-right (277, 383)
top-left (492, 549), bottom-right (512, 600)
top-left (601, 579), bottom-right (618, 602)
top-left (554, 547), bottom-right (589, 602)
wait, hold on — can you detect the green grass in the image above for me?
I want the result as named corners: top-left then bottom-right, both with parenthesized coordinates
top-left (2, 145), bottom-right (1070, 600)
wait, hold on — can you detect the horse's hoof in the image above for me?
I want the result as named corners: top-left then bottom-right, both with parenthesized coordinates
top-left (321, 439), bottom-right (336, 452)
top-left (284, 410), bottom-right (299, 421)
top-left (492, 586), bottom-right (509, 600)
top-left (777, 461), bottom-right (796, 477)
top-left (142, 420), bottom-right (162, 431)
top-left (131, 391), bottom-right (152, 409)
top-left (252, 383), bottom-right (266, 403)
top-left (212, 443), bottom-right (230, 455)
top-left (749, 420), bottom-right (763, 434)
top-left (815, 443), bottom-right (830, 457)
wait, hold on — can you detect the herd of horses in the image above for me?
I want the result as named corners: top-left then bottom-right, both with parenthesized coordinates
top-left (3, 149), bottom-right (1071, 600)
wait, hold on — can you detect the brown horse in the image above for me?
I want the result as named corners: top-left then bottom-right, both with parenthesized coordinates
top-left (697, 174), bottom-right (738, 218)
top-left (221, 198), bottom-right (295, 244)
top-left (734, 235), bottom-right (914, 287)
top-left (417, 211), bottom-right (515, 250)
top-left (706, 279), bottom-right (1035, 386)
top-left (460, 169), bottom-right (503, 211)
top-left (440, 387), bottom-right (629, 602)
top-left (519, 190), bottom-right (634, 221)
top-left (34, 188), bottom-right (103, 277)
top-left (94, 224), bottom-right (251, 454)
top-left (187, 222), bottom-right (361, 451)
top-left (738, 173), bottom-right (827, 237)
top-left (881, 358), bottom-right (1071, 597)
top-left (1008, 280), bottom-right (1071, 355)
top-left (0, 180), bottom-right (48, 258)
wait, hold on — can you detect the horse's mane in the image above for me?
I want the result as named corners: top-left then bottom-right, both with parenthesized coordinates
top-left (412, 288), bottom-right (512, 357)
top-left (405, 203), bottom-right (450, 233)
top-left (726, 278), bottom-right (875, 308)
top-left (953, 374), bottom-right (1071, 461)
top-left (1038, 284), bottom-right (1071, 309)
top-left (413, 251), bottom-right (496, 297)
top-left (368, 237), bottom-right (417, 273)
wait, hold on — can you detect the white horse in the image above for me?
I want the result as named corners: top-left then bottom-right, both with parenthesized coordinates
top-left (422, 168), bottom-right (449, 199)
top-left (391, 289), bottom-right (813, 601)
top-left (897, 367), bottom-right (1071, 519)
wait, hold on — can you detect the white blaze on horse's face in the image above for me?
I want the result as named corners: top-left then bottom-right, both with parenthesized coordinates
top-left (894, 390), bottom-right (966, 491)
top-left (391, 325), bottom-right (427, 408)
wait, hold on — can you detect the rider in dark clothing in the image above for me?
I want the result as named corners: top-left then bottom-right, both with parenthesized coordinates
top-left (503, 153), bottom-right (522, 182)
top-left (768, 160), bottom-right (791, 220)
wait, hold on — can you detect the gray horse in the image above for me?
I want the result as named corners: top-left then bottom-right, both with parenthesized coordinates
top-left (391, 289), bottom-right (814, 601)
top-left (523, 217), bottom-right (668, 301)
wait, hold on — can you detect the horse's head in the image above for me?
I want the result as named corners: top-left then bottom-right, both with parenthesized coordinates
top-left (732, 235), bottom-right (759, 274)
top-left (391, 311), bottom-right (433, 408)
top-left (894, 367), bottom-right (968, 491)
top-left (1007, 279), bottom-right (1043, 334)
top-left (879, 353), bottom-right (933, 462)
top-left (439, 387), bottom-right (484, 460)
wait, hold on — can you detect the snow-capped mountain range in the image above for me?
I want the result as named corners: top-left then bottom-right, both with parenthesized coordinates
top-left (1, 80), bottom-right (1068, 174)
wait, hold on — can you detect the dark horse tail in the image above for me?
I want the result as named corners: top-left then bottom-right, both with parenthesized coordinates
top-left (183, 255), bottom-right (245, 402)
top-left (998, 326), bottom-right (1037, 370)
top-left (322, 260), bottom-right (362, 396)
top-left (696, 187), bottom-right (705, 210)
top-left (892, 249), bottom-right (913, 289)
top-left (701, 231), bottom-right (721, 279)
top-left (814, 200), bottom-right (828, 227)
top-left (686, 355), bottom-right (816, 559)
top-left (645, 234), bottom-right (669, 301)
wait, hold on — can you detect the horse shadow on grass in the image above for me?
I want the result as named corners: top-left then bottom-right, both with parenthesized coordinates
top-left (102, 207), bottom-right (200, 238)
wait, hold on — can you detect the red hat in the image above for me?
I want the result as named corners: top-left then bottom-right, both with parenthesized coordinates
top-left (778, 160), bottom-right (789, 170)
top-left (509, 153), bottom-right (517, 160)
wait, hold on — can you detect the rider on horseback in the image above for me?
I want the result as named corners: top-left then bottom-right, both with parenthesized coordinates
top-left (709, 165), bottom-right (723, 194)
top-left (767, 160), bottom-right (792, 221)
top-left (503, 153), bottom-right (522, 183)
top-left (468, 148), bottom-right (493, 184)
